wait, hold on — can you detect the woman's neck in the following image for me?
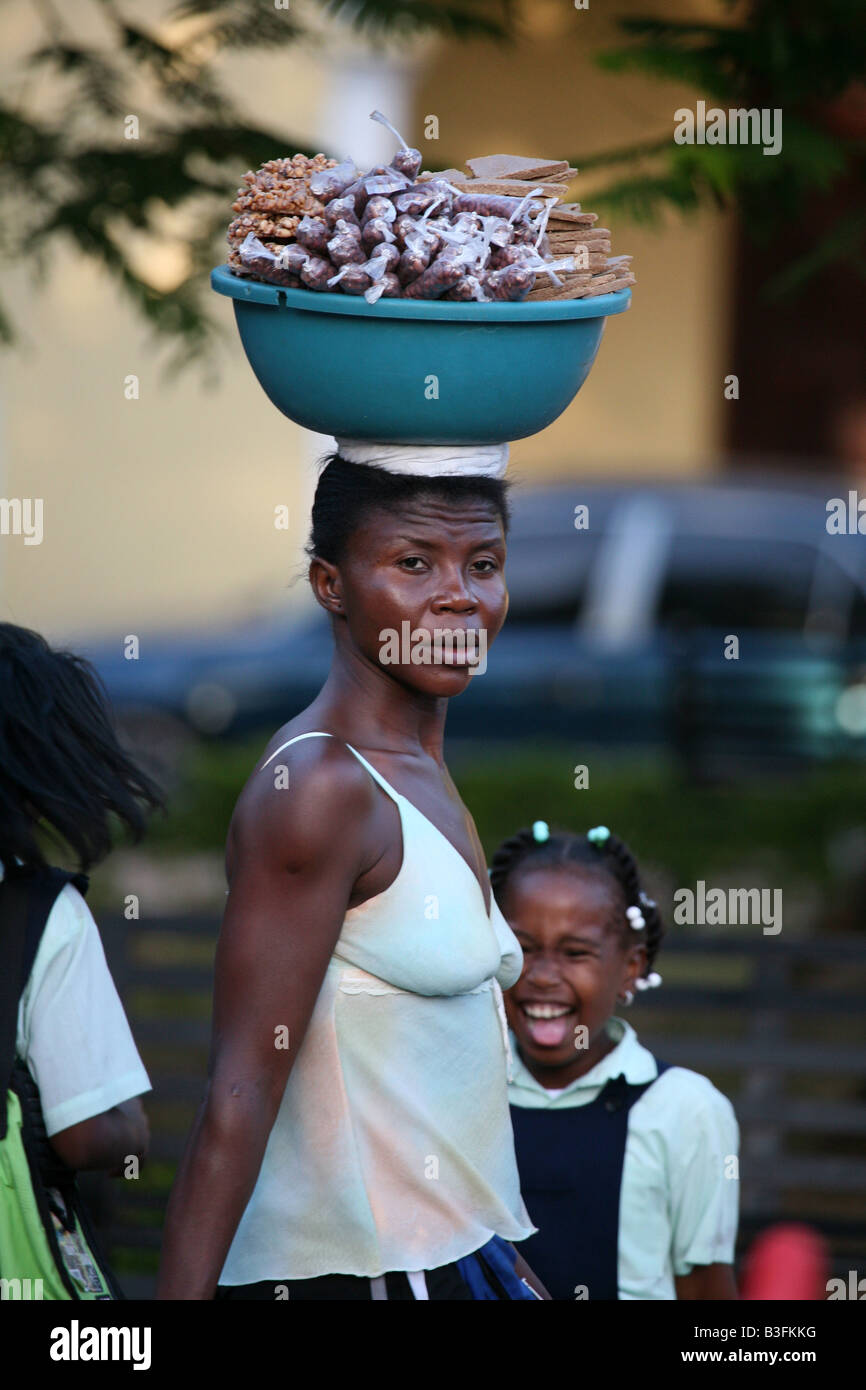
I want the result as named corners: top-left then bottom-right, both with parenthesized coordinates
top-left (302, 653), bottom-right (449, 760)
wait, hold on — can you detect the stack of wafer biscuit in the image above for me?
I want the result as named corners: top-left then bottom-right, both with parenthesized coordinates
top-left (423, 152), bottom-right (579, 202)
top-left (532, 203), bottom-right (634, 301)
top-left (226, 154), bottom-right (337, 277)
top-left (421, 153), bottom-right (634, 301)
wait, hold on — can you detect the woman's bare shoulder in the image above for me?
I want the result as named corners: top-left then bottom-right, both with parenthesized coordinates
top-left (226, 724), bottom-right (377, 877)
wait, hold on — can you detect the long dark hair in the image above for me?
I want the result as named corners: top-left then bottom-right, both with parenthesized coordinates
top-left (0, 622), bottom-right (166, 871)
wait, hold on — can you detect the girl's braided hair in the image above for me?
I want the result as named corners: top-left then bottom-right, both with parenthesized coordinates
top-left (490, 824), bottom-right (665, 976)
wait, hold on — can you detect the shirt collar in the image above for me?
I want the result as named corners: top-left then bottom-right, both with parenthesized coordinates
top-left (508, 1016), bottom-right (658, 1104)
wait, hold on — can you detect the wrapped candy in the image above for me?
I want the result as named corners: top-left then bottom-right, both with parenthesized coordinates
top-left (402, 253), bottom-right (464, 300)
top-left (481, 264), bottom-right (535, 301)
top-left (479, 215), bottom-right (514, 249)
top-left (370, 109), bottom-right (423, 182)
top-left (443, 274), bottom-right (489, 302)
top-left (393, 214), bottom-right (419, 249)
top-left (453, 191), bottom-right (545, 223)
top-left (295, 215), bottom-right (331, 254)
top-left (511, 223), bottom-right (540, 245)
top-left (274, 242), bottom-right (309, 275)
top-left (362, 166), bottom-right (411, 197)
top-left (299, 255), bottom-right (336, 291)
top-left (361, 217), bottom-right (397, 253)
top-left (367, 243), bottom-right (400, 276)
top-left (235, 232), bottom-right (299, 286)
top-left (327, 263), bottom-right (373, 295)
top-left (308, 157), bottom-right (359, 203)
top-left (394, 182), bottom-right (452, 218)
top-left (486, 241), bottom-right (559, 282)
top-left (323, 196), bottom-right (361, 230)
top-left (398, 239), bottom-right (434, 285)
top-left (364, 271), bottom-right (401, 305)
top-left (361, 196), bottom-right (397, 227)
top-left (328, 221), bottom-right (367, 267)
top-left (488, 244), bottom-right (524, 270)
top-left (340, 177), bottom-right (370, 217)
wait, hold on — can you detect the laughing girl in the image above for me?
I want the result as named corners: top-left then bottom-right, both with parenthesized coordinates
top-left (492, 821), bottom-right (740, 1301)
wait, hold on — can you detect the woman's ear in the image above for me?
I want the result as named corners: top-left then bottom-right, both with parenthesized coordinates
top-left (309, 557), bottom-right (344, 615)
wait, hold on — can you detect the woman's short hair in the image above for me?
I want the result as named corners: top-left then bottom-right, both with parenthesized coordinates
top-left (307, 453), bottom-right (511, 565)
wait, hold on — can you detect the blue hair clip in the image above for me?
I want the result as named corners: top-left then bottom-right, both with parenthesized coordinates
top-left (587, 825), bottom-right (610, 846)
top-left (532, 821), bottom-right (550, 843)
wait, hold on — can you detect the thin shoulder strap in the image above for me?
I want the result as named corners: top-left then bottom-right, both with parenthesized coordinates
top-left (259, 730), bottom-right (401, 803)
top-left (259, 730), bottom-right (334, 770)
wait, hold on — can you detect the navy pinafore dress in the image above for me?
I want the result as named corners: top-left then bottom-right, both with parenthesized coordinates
top-left (508, 1060), bottom-right (671, 1301)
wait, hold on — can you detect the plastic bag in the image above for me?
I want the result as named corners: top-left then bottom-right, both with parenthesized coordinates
top-left (364, 270), bottom-right (401, 304)
top-left (361, 217), bottom-right (397, 253)
top-left (402, 253), bottom-right (465, 300)
top-left (295, 215), bottom-right (331, 254)
top-left (324, 196), bottom-right (361, 230)
top-left (370, 110), bottom-right (423, 182)
top-left (327, 264), bottom-right (373, 295)
top-left (308, 158), bottom-right (358, 202)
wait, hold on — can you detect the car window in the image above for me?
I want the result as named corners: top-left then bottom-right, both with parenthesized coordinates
top-left (656, 537), bottom-right (816, 631)
top-left (504, 531), bottom-right (599, 625)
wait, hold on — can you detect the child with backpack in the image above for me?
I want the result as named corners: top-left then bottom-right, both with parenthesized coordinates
top-left (491, 820), bottom-right (740, 1301)
top-left (0, 622), bottom-right (163, 1299)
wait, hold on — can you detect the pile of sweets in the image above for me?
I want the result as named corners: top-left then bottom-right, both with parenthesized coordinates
top-left (226, 113), bottom-right (634, 304)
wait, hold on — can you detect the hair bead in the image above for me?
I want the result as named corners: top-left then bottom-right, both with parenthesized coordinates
top-left (489, 823), bottom-right (665, 983)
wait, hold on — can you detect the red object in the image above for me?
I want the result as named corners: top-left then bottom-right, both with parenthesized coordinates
top-left (740, 1223), bottom-right (829, 1301)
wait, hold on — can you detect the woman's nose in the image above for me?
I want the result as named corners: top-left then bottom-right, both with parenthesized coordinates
top-left (432, 569), bottom-right (476, 611)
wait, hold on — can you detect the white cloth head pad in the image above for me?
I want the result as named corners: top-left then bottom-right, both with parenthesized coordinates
top-left (333, 438), bottom-right (509, 479)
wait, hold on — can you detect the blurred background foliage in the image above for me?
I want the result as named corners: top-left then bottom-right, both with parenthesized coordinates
top-left (83, 731), bottom-right (866, 937)
top-left (2, 0), bottom-right (863, 363)
top-left (0, 0), bottom-right (516, 362)
top-left (577, 0), bottom-right (866, 299)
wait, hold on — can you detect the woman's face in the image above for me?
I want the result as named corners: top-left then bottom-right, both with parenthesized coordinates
top-left (503, 865), bottom-right (645, 1084)
top-left (321, 493), bottom-right (508, 699)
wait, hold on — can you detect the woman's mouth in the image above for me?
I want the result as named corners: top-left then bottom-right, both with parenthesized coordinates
top-left (520, 1002), bottom-right (575, 1048)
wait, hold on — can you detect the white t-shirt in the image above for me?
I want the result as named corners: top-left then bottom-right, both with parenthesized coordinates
top-left (508, 1016), bottom-right (740, 1300)
top-left (4, 861), bottom-right (152, 1137)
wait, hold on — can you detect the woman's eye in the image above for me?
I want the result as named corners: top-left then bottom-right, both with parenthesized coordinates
top-left (472, 558), bottom-right (498, 574)
top-left (397, 556), bottom-right (427, 571)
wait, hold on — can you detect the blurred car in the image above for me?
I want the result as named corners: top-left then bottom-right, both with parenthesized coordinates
top-left (80, 476), bottom-right (866, 778)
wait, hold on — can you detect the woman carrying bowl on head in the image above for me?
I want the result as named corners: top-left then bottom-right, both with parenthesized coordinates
top-left (157, 442), bottom-right (547, 1301)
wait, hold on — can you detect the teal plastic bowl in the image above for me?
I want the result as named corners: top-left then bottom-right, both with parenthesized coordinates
top-left (211, 264), bottom-right (631, 444)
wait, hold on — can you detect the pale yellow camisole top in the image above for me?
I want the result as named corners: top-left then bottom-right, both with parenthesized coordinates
top-left (219, 732), bottom-right (537, 1283)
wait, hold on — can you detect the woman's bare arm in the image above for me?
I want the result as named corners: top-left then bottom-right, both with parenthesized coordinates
top-left (156, 743), bottom-right (379, 1300)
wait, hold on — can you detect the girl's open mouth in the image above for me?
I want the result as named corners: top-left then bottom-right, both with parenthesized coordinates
top-left (520, 1002), bottom-right (576, 1048)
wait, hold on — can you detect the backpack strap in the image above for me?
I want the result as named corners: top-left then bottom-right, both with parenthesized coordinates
top-left (0, 865), bottom-right (89, 1140)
